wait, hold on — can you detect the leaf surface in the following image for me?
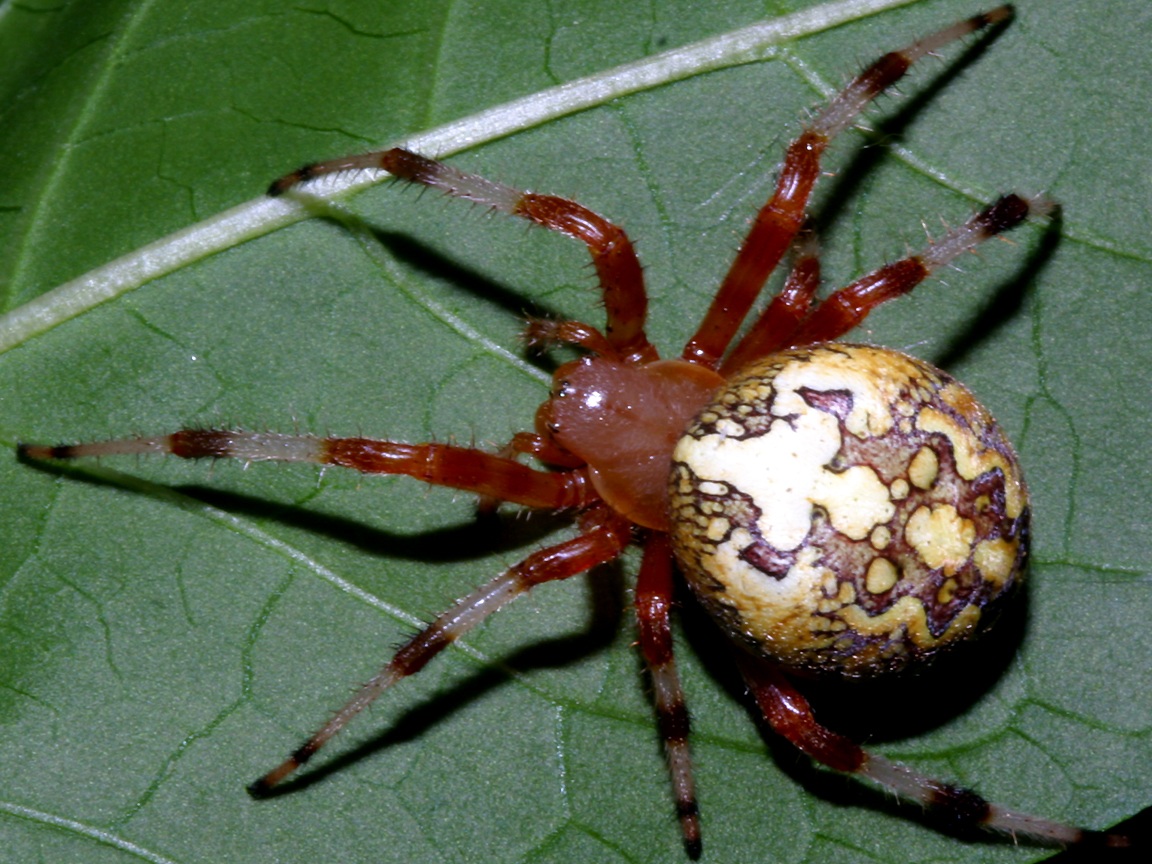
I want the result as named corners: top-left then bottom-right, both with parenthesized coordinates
top-left (1, 1), bottom-right (1149, 862)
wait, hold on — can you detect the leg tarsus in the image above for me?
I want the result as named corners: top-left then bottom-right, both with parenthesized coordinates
top-left (790, 193), bottom-right (1051, 345)
top-left (252, 504), bottom-right (633, 792)
top-left (523, 318), bottom-right (619, 360)
top-left (736, 652), bottom-right (1132, 848)
top-left (635, 533), bottom-right (701, 859)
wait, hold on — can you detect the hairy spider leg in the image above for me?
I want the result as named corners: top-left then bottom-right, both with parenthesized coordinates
top-left (635, 532), bottom-right (700, 858)
top-left (247, 504), bottom-right (633, 793)
top-left (719, 228), bottom-right (820, 376)
top-left (474, 429), bottom-right (586, 515)
top-left (735, 654), bottom-right (1132, 849)
top-left (721, 193), bottom-right (1051, 375)
top-left (19, 431), bottom-right (592, 510)
top-left (682, 6), bottom-right (1014, 369)
top-left (522, 317), bottom-right (619, 359)
top-left (789, 194), bottom-right (1048, 346)
top-left (270, 148), bottom-right (657, 365)
top-left (490, 430), bottom-right (588, 469)
top-left (17, 431), bottom-right (638, 792)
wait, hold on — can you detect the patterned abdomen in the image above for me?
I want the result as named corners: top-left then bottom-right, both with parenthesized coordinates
top-left (668, 344), bottom-right (1028, 678)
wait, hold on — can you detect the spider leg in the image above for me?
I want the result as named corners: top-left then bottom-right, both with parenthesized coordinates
top-left (719, 228), bottom-right (820, 376)
top-left (486, 431), bottom-right (587, 470)
top-left (270, 148), bottom-right (657, 364)
top-left (474, 431), bottom-right (586, 515)
top-left (787, 193), bottom-right (1051, 347)
top-left (523, 317), bottom-right (618, 359)
top-left (635, 532), bottom-right (701, 859)
top-left (682, 6), bottom-right (1014, 369)
top-left (735, 653), bottom-right (1132, 849)
top-left (250, 503), bottom-right (633, 792)
top-left (19, 430), bottom-right (592, 511)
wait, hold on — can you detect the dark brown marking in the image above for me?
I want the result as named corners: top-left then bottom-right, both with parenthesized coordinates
top-left (972, 6), bottom-right (1014, 30)
top-left (856, 51), bottom-right (913, 98)
top-left (391, 627), bottom-right (455, 677)
top-left (267, 166), bottom-right (316, 196)
top-left (976, 193), bottom-right (1031, 236)
top-left (927, 782), bottom-right (993, 830)
top-left (382, 148), bottom-right (445, 187)
top-left (246, 776), bottom-right (276, 798)
top-left (798, 387), bottom-right (854, 421)
top-left (18, 442), bottom-right (76, 460)
top-left (247, 753), bottom-right (303, 796)
top-left (740, 541), bottom-right (795, 580)
top-left (291, 741), bottom-right (319, 768)
top-left (676, 798), bottom-right (701, 819)
top-left (168, 429), bottom-right (236, 459)
top-left (679, 801), bottom-right (703, 860)
top-left (656, 699), bottom-right (691, 744)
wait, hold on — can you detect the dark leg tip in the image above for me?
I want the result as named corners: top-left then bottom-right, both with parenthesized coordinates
top-left (978, 194), bottom-right (1032, 236)
top-left (267, 164), bottom-right (317, 197)
top-left (17, 442), bottom-right (71, 460)
top-left (266, 176), bottom-right (293, 197)
top-left (684, 836), bottom-right (702, 860)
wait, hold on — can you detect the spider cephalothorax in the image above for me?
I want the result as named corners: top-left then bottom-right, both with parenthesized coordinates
top-left (21, 5), bottom-right (1132, 858)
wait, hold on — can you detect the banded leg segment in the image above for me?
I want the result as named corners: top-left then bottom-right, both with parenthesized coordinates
top-left (681, 6), bottom-right (1014, 369)
top-left (19, 430), bottom-right (593, 511)
top-left (787, 193), bottom-right (1050, 346)
top-left (736, 654), bottom-right (1132, 849)
top-left (635, 532), bottom-right (701, 859)
top-left (251, 503), bottom-right (634, 792)
top-left (270, 148), bottom-right (656, 364)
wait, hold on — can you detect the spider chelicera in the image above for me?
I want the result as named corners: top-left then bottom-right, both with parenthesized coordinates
top-left (20, 5), bottom-right (1132, 858)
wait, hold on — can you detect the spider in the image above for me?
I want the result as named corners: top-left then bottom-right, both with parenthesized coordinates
top-left (19, 5), bottom-right (1133, 858)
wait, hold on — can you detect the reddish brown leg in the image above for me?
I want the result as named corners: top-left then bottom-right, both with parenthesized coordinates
top-left (475, 431), bottom-right (586, 514)
top-left (19, 430), bottom-right (593, 511)
top-left (249, 503), bottom-right (634, 792)
top-left (681, 7), bottom-right (1013, 369)
top-left (736, 653), bottom-right (1131, 848)
top-left (270, 149), bottom-right (657, 364)
top-left (719, 229), bottom-right (820, 376)
top-left (487, 431), bottom-right (586, 470)
top-left (787, 194), bottom-right (1050, 346)
top-left (523, 318), bottom-right (619, 360)
top-left (635, 532), bottom-right (701, 858)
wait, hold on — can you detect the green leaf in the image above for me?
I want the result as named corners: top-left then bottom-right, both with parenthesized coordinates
top-left (1, 1), bottom-right (1148, 863)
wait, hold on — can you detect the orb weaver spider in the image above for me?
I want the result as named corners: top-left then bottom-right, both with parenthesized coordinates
top-left (20, 4), bottom-right (1134, 858)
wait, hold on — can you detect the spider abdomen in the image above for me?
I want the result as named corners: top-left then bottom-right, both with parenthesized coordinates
top-left (668, 344), bottom-right (1028, 677)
